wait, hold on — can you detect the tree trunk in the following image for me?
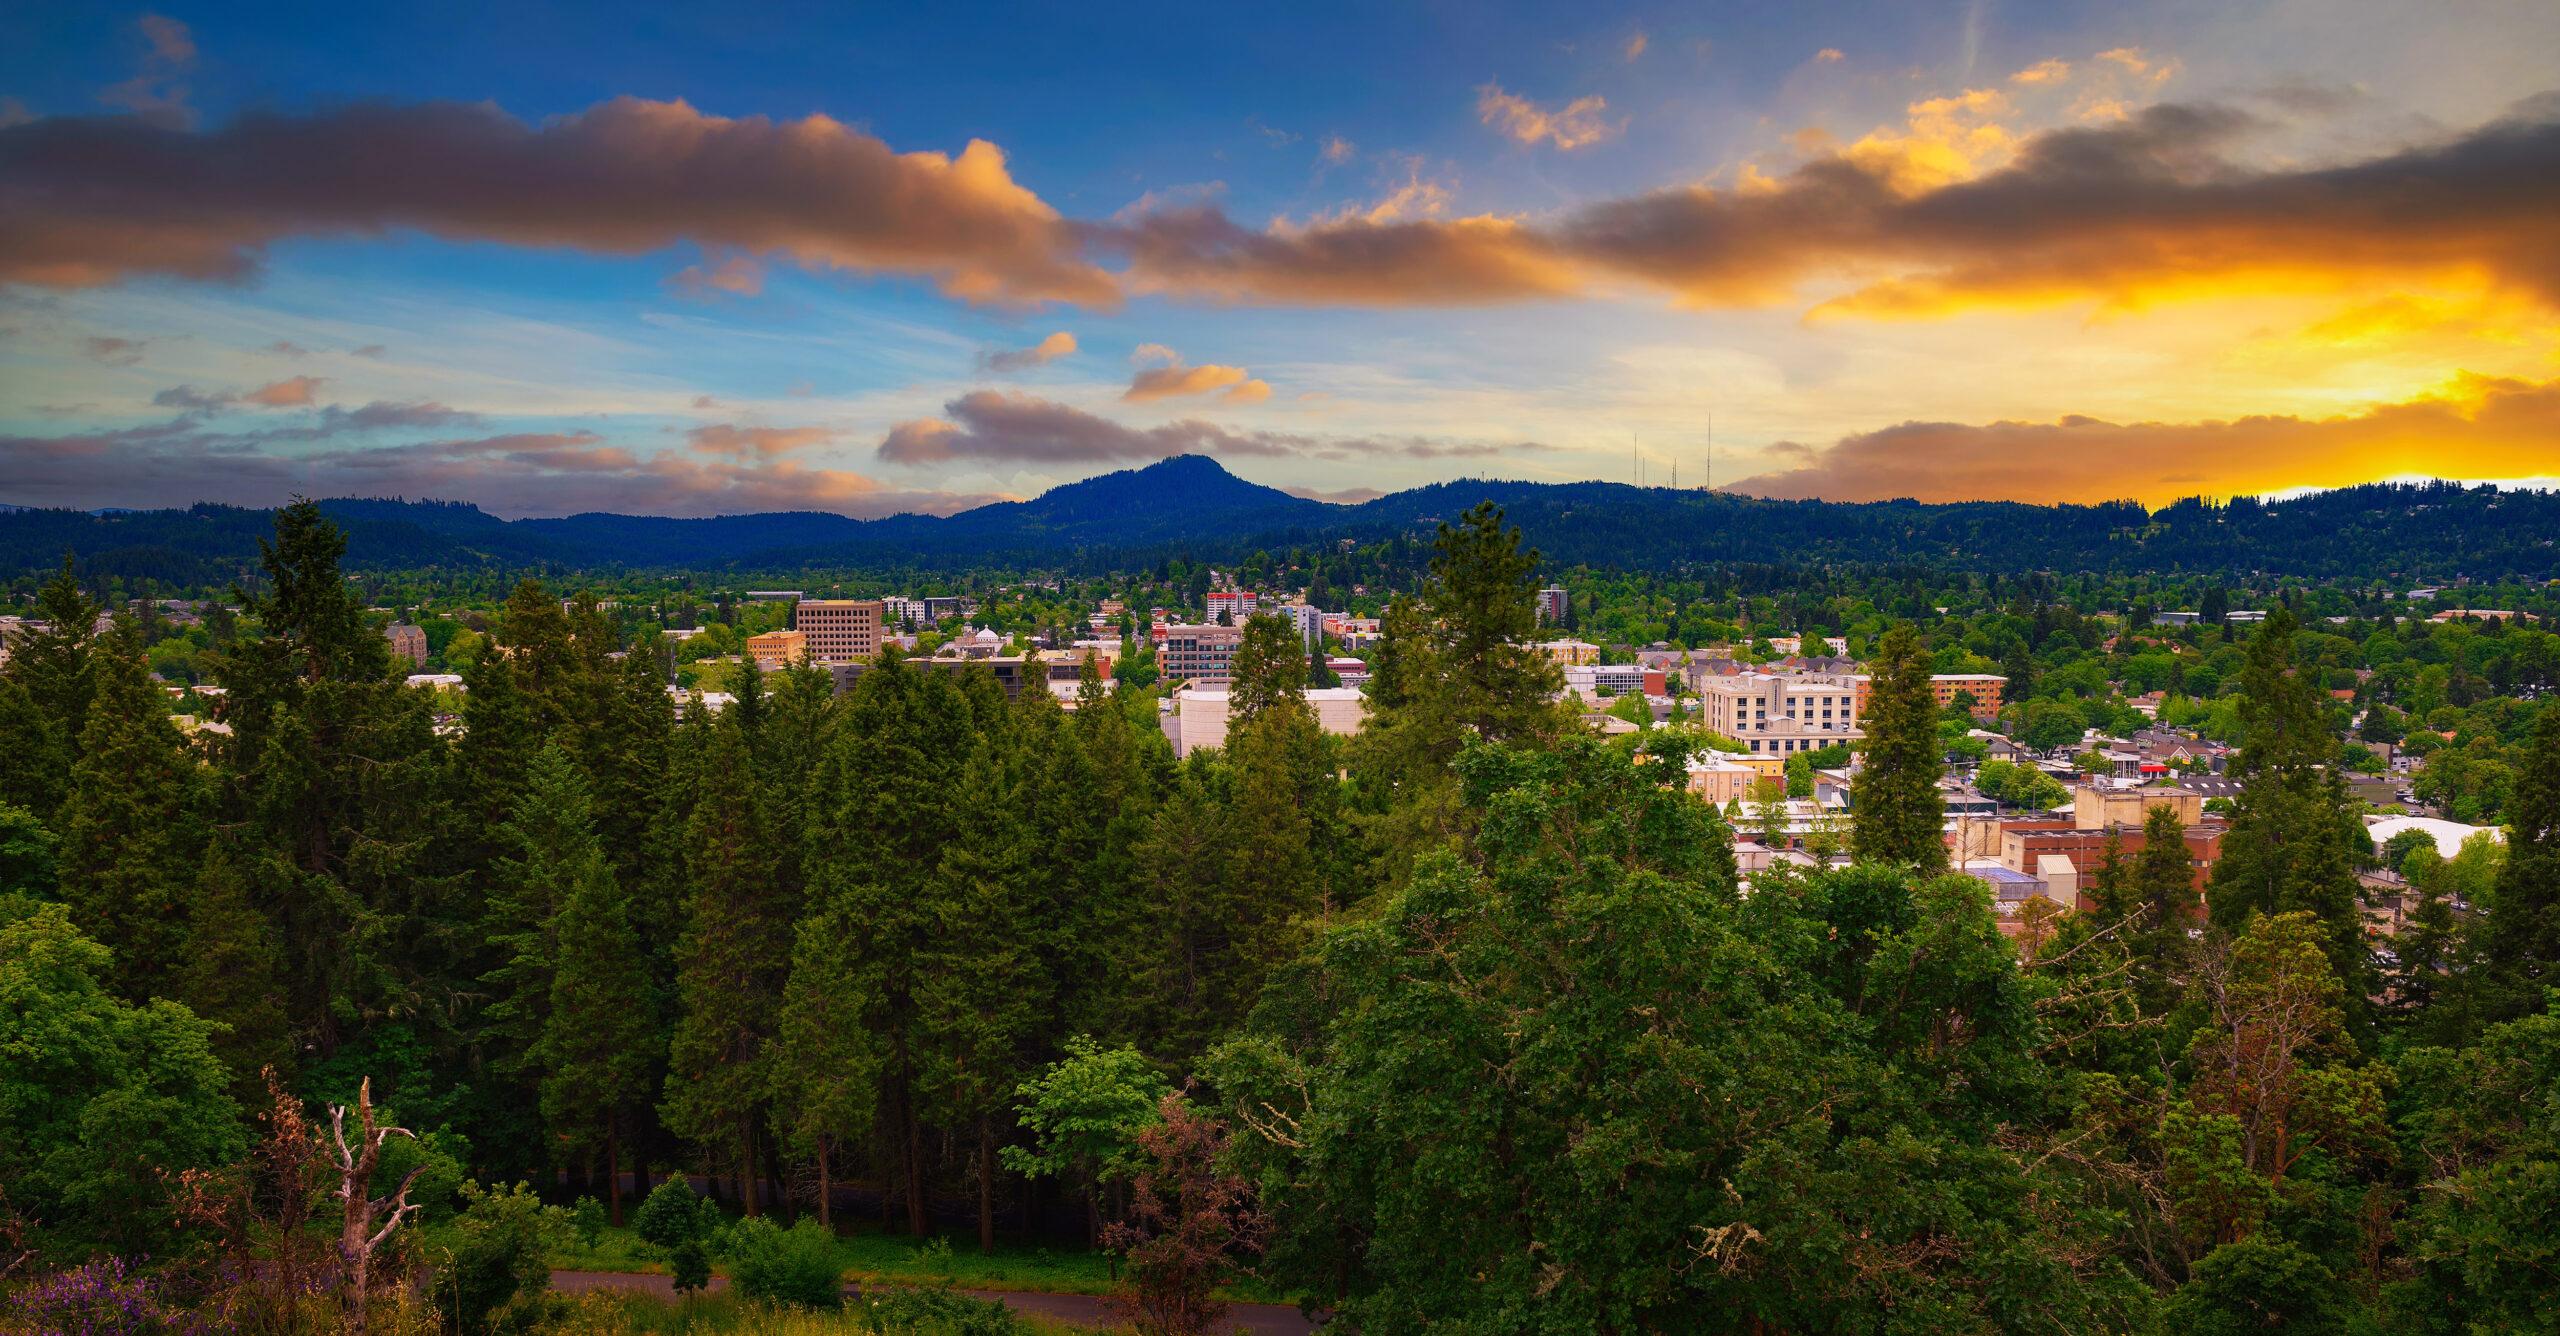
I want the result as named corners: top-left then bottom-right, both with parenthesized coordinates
top-left (905, 1102), bottom-right (928, 1236)
top-left (817, 1134), bottom-right (833, 1229)
top-left (977, 1121), bottom-right (997, 1254)
top-left (607, 1121), bottom-right (625, 1227)
top-left (740, 1121), bottom-right (760, 1218)
top-left (762, 1123), bottom-right (791, 1223)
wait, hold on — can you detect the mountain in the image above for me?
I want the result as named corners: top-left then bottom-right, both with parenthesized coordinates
top-left (1, 458), bottom-right (2553, 584)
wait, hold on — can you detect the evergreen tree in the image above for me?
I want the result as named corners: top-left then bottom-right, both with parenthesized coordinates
top-left (2481, 702), bottom-right (2560, 1021)
top-left (537, 794), bottom-right (658, 1227)
top-left (55, 624), bottom-right (208, 1000)
top-left (481, 745), bottom-right (620, 1174)
top-left (0, 557), bottom-right (101, 819)
top-left (169, 837), bottom-right (294, 1095)
top-left (915, 737), bottom-right (1049, 1252)
top-left (209, 500), bottom-right (436, 1059)
top-left (2207, 611), bottom-right (2368, 997)
top-left (662, 718), bottom-right (791, 1215)
top-left (1227, 614), bottom-right (1308, 725)
top-left (1851, 624), bottom-right (1949, 873)
top-left (1425, 502), bottom-right (1563, 747)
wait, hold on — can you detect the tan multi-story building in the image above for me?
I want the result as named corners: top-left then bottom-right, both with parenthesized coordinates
top-left (746, 629), bottom-right (806, 671)
top-left (384, 623), bottom-right (428, 668)
top-left (1158, 623), bottom-right (1245, 685)
top-left (1537, 639), bottom-right (1603, 666)
top-left (793, 599), bottom-right (884, 663)
top-left (1695, 672), bottom-right (1866, 756)
top-left (2072, 783), bottom-right (2203, 831)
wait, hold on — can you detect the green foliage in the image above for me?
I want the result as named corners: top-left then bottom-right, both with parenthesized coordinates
top-left (1003, 1035), bottom-right (1170, 1196)
top-left (633, 1178), bottom-right (723, 1251)
top-left (1209, 739), bottom-right (2127, 1332)
top-left (1851, 624), bottom-right (1949, 873)
top-left (855, 1285), bottom-right (1035, 1335)
top-left (571, 1195), bottom-right (609, 1249)
top-left (0, 903), bottom-right (244, 1255)
top-left (728, 1217), bottom-right (847, 1309)
top-left (439, 1180), bottom-right (570, 1336)
top-left (2158, 1236), bottom-right (2346, 1336)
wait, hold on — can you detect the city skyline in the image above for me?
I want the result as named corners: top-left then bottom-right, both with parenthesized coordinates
top-left (4, 0), bottom-right (2559, 516)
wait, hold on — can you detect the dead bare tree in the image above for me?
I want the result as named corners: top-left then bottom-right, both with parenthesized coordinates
top-left (330, 1078), bottom-right (425, 1336)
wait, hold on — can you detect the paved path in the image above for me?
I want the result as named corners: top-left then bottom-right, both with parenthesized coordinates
top-left (550, 1269), bottom-right (1318, 1334)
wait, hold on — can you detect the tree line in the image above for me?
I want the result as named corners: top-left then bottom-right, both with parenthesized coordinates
top-left (3, 498), bottom-right (2559, 1333)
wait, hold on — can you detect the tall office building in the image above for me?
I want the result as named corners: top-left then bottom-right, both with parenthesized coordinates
top-left (1538, 587), bottom-right (1569, 624)
top-left (793, 599), bottom-right (885, 663)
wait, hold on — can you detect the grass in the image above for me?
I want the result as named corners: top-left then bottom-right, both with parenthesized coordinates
top-left (552, 1224), bottom-right (1118, 1296)
top-left (549, 1223), bottom-right (1295, 1307)
top-left (540, 1289), bottom-right (1111, 1335)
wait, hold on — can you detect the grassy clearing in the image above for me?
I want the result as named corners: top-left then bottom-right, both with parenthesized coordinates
top-left (551, 1224), bottom-right (1120, 1296)
top-left (541, 1288), bottom-right (1110, 1335)
top-left (548, 1223), bottom-right (1294, 1307)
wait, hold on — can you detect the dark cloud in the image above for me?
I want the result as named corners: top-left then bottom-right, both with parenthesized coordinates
top-left (876, 390), bottom-right (1543, 467)
top-left (82, 335), bottom-right (145, 364)
top-left (0, 96), bottom-right (1114, 306)
top-left (1103, 97), bottom-right (2560, 314)
top-left (0, 413), bottom-right (995, 518)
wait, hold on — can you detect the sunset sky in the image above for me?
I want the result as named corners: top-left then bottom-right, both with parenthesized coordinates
top-left (3, 1), bottom-right (2557, 517)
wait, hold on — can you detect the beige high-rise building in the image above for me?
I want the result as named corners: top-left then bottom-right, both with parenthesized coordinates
top-left (793, 600), bottom-right (884, 663)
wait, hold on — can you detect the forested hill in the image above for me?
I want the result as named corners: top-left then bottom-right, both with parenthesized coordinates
top-left (1, 457), bottom-right (2551, 582)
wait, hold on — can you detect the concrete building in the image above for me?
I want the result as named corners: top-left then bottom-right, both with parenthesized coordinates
top-left (1685, 753), bottom-right (1757, 805)
top-left (1564, 664), bottom-right (1665, 697)
top-left (922, 595), bottom-right (975, 623)
top-left (794, 599), bottom-right (885, 663)
top-left (1694, 672), bottom-right (1865, 756)
top-left (746, 629), bottom-right (807, 671)
top-left (384, 623), bottom-right (428, 668)
top-left (1537, 639), bottom-right (1603, 666)
top-left (1277, 602), bottom-right (1325, 647)
top-left (1537, 587), bottom-right (1568, 624)
top-left (2072, 784), bottom-right (2204, 831)
top-left (881, 595), bottom-right (927, 628)
top-left (1205, 590), bottom-right (1258, 623)
top-left (1159, 623), bottom-right (1246, 685)
top-left (1169, 686), bottom-right (1368, 757)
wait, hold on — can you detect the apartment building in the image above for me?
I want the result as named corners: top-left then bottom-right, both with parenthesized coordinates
top-left (1537, 639), bottom-right (1603, 666)
top-left (881, 595), bottom-right (927, 628)
top-left (1695, 672), bottom-right (1865, 756)
top-left (1205, 590), bottom-right (1259, 623)
top-left (1275, 602), bottom-right (1323, 646)
top-left (384, 623), bottom-right (428, 668)
top-left (1930, 673), bottom-right (2008, 720)
top-left (746, 629), bottom-right (806, 671)
top-left (793, 599), bottom-right (884, 663)
top-left (1537, 587), bottom-right (1568, 624)
top-left (1159, 623), bottom-right (1245, 685)
top-left (1846, 672), bottom-right (2008, 722)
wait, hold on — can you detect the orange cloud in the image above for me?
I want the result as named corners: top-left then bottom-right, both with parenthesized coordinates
top-left (1125, 360), bottom-right (1267, 403)
top-left (0, 95), bottom-right (1113, 306)
top-left (979, 330), bottom-right (1077, 372)
top-left (669, 253), bottom-right (764, 298)
top-left (1813, 48), bottom-right (1846, 64)
top-left (1110, 99), bottom-right (2560, 318)
top-left (244, 375), bottom-right (322, 406)
top-left (1727, 372), bottom-right (2560, 505)
top-left (1624, 32), bottom-right (1649, 61)
top-left (1477, 84), bottom-right (1622, 150)
top-left (2011, 59), bottom-right (2072, 85)
top-left (685, 424), bottom-right (833, 458)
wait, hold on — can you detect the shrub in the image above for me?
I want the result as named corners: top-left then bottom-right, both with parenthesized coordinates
top-left (632, 1179), bottom-right (720, 1252)
top-left (569, 1195), bottom-right (607, 1250)
top-left (728, 1217), bottom-right (844, 1310)
top-left (858, 1284), bottom-right (1032, 1336)
top-left (440, 1181), bottom-right (569, 1336)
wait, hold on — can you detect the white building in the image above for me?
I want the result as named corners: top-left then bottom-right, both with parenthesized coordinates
top-left (1564, 664), bottom-right (1653, 696)
top-left (1169, 686), bottom-right (1368, 757)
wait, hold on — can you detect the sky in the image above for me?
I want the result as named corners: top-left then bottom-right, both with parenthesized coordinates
top-left (2, 0), bottom-right (2557, 518)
